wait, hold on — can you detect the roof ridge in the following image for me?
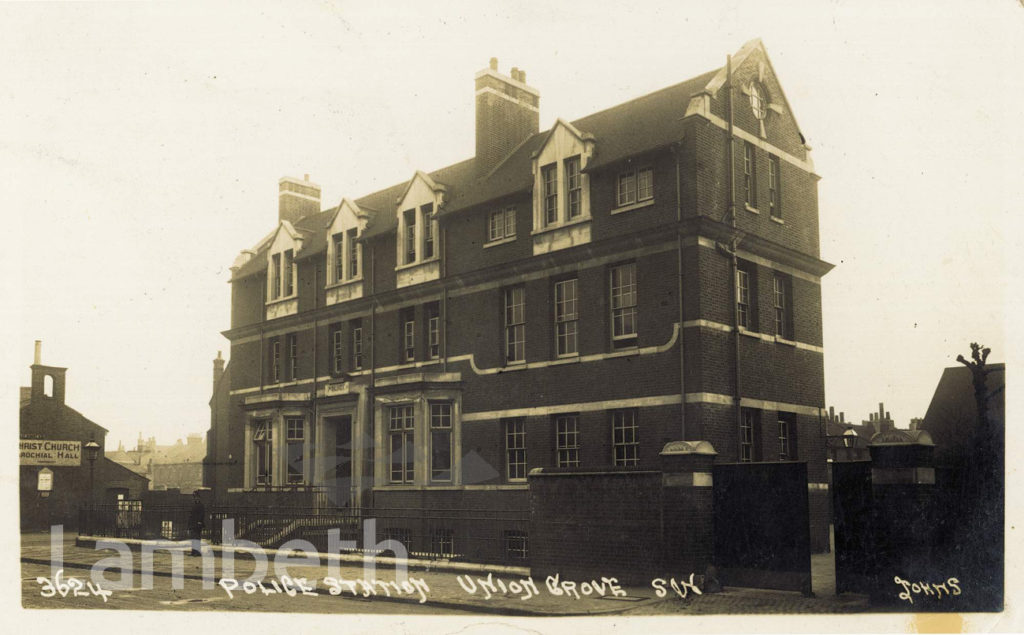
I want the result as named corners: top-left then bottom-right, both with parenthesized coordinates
top-left (571, 67), bottom-right (720, 129)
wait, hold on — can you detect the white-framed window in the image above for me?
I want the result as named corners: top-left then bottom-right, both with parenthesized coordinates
top-left (743, 142), bottom-right (757, 207)
top-left (283, 249), bottom-right (294, 296)
top-left (403, 209), bottom-right (417, 265)
top-left (389, 405), bottom-right (415, 483)
top-left (565, 156), bottom-right (582, 218)
top-left (351, 321), bottom-right (363, 370)
top-left (333, 233), bottom-right (345, 283)
top-left (430, 402), bottom-right (452, 482)
top-left (612, 410), bottom-right (639, 467)
top-left (270, 337), bottom-right (281, 383)
top-left (253, 419), bottom-right (273, 486)
top-left (427, 303), bottom-right (440, 360)
top-left (542, 163), bottom-right (558, 226)
top-left (331, 326), bottom-right (344, 374)
top-left (504, 286), bottom-right (525, 364)
top-left (740, 408), bottom-right (757, 462)
top-left (736, 267), bottom-right (751, 330)
top-left (270, 254), bottom-right (281, 300)
top-left (422, 203), bottom-right (435, 260)
top-left (556, 414), bottom-right (580, 468)
top-left (610, 263), bottom-right (637, 341)
top-left (488, 206), bottom-right (516, 242)
top-left (402, 309), bottom-right (416, 362)
top-left (773, 274), bottom-right (787, 338)
top-left (285, 416), bottom-right (304, 484)
top-left (768, 154), bottom-right (781, 219)
top-left (505, 418), bottom-right (527, 481)
top-left (554, 278), bottom-right (579, 357)
top-left (778, 415), bottom-right (792, 460)
top-left (287, 333), bottom-right (298, 380)
top-left (616, 167), bottom-right (654, 207)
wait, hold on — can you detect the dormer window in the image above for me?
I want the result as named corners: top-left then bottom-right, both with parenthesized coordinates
top-left (264, 221), bottom-right (303, 319)
top-left (531, 120), bottom-right (594, 255)
top-left (269, 248), bottom-right (296, 301)
top-left (324, 199), bottom-right (367, 304)
top-left (394, 171), bottom-right (445, 287)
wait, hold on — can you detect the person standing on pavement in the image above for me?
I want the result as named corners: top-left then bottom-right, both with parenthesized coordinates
top-left (188, 491), bottom-right (205, 556)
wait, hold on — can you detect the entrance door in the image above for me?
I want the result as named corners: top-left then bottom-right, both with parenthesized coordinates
top-left (326, 415), bottom-right (353, 508)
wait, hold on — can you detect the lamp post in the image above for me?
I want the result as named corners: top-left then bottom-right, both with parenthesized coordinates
top-left (84, 436), bottom-right (100, 505)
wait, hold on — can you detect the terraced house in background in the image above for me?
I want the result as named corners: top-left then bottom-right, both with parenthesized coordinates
top-left (204, 39), bottom-right (834, 560)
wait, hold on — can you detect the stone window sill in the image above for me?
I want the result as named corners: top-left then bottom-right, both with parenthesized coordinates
top-left (483, 235), bottom-right (517, 249)
top-left (610, 199), bottom-right (655, 216)
top-left (531, 215), bottom-right (591, 237)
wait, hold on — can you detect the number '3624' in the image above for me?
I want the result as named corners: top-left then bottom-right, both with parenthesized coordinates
top-left (36, 569), bottom-right (112, 602)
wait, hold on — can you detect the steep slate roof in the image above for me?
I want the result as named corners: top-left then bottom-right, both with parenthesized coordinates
top-left (231, 66), bottom-right (722, 279)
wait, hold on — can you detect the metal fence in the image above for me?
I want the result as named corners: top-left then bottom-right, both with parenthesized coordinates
top-left (78, 502), bottom-right (531, 566)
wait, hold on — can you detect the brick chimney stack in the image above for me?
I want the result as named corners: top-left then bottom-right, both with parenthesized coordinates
top-left (475, 58), bottom-right (539, 175)
top-left (213, 351), bottom-right (225, 393)
top-left (279, 174), bottom-right (321, 226)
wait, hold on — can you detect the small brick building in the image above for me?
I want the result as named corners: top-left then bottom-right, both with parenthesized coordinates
top-left (205, 39), bottom-right (833, 559)
top-left (20, 343), bottom-right (149, 531)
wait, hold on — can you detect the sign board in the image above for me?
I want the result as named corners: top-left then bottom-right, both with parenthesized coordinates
top-left (19, 440), bottom-right (82, 466)
top-left (37, 468), bottom-right (53, 492)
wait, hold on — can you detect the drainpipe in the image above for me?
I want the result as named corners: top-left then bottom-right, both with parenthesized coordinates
top-left (441, 218), bottom-right (448, 372)
top-left (726, 54), bottom-right (745, 451)
top-left (673, 142), bottom-right (687, 441)
top-left (310, 262), bottom-right (319, 502)
top-left (366, 243), bottom-right (377, 510)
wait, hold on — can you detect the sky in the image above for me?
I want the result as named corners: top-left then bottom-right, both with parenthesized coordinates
top-left (3, 0), bottom-right (1019, 452)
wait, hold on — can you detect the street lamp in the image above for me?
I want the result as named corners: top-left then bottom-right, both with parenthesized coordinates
top-left (84, 436), bottom-right (101, 505)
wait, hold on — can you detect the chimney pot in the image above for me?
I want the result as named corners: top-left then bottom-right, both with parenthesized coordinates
top-left (304, 174), bottom-right (309, 181)
top-left (519, 69), bottom-right (526, 83)
top-left (489, 57), bottom-right (498, 71)
top-left (511, 66), bottom-right (519, 81)
top-left (34, 340), bottom-right (41, 365)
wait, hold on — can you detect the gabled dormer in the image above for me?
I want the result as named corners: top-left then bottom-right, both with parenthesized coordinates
top-left (265, 220), bottom-right (302, 320)
top-left (395, 170), bottom-right (445, 288)
top-left (530, 118), bottom-right (596, 255)
top-left (325, 198), bottom-right (368, 305)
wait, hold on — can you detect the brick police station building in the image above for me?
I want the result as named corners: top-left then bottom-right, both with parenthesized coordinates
top-left (204, 39), bottom-right (834, 561)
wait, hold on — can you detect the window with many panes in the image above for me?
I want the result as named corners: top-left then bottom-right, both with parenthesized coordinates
top-left (401, 308), bottom-right (415, 362)
top-left (610, 263), bottom-right (637, 341)
top-left (740, 408), bottom-right (758, 462)
top-left (286, 417), bottom-right (304, 484)
top-left (743, 142), bottom-right (757, 207)
top-left (287, 333), bottom-right (298, 380)
top-left (430, 402), bottom-right (452, 481)
top-left (773, 274), bottom-right (787, 338)
top-left (270, 254), bottom-right (281, 300)
top-left (554, 278), bottom-right (578, 356)
top-left (616, 167), bottom-right (653, 207)
top-left (504, 286), bottom-right (525, 364)
top-left (542, 163), bottom-right (558, 226)
top-left (253, 419), bottom-right (273, 485)
top-left (778, 412), bottom-right (796, 461)
top-left (283, 249), bottom-right (294, 296)
top-left (389, 405), bottom-right (415, 483)
top-left (433, 528), bottom-right (455, 557)
top-left (333, 233), bottom-right (345, 283)
top-left (612, 410), bottom-right (639, 467)
top-left (332, 325), bottom-right (344, 374)
top-left (736, 262), bottom-right (755, 330)
top-left (403, 209), bottom-right (417, 265)
top-left (505, 418), bottom-right (527, 481)
top-left (427, 302), bottom-right (440, 360)
top-left (556, 415), bottom-right (580, 468)
top-left (488, 206), bottom-right (516, 242)
top-left (565, 156), bottom-right (582, 218)
top-left (422, 203), bottom-right (435, 260)
top-left (768, 154), bottom-right (781, 219)
top-left (270, 337), bottom-right (281, 383)
top-left (351, 319), bottom-right (363, 370)
top-left (347, 228), bottom-right (359, 278)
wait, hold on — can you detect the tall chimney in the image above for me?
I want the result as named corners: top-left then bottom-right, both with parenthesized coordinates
top-left (34, 340), bottom-right (41, 365)
top-left (213, 351), bottom-right (225, 393)
top-left (475, 58), bottom-right (540, 175)
top-left (278, 174), bottom-right (321, 226)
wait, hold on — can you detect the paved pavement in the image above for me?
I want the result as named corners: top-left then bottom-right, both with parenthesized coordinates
top-left (21, 531), bottom-right (871, 616)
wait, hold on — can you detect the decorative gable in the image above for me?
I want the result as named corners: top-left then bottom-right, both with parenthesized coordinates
top-left (395, 171), bottom-right (445, 288)
top-left (265, 220), bottom-right (302, 319)
top-left (325, 198), bottom-right (369, 305)
top-left (531, 118), bottom-right (595, 255)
